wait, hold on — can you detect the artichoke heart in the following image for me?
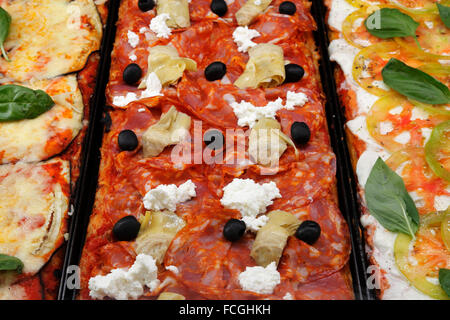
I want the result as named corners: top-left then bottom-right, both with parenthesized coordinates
top-left (139, 45), bottom-right (197, 89)
top-left (236, 0), bottom-right (272, 26)
top-left (234, 43), bottom-right (285, 89)
top-left (142, 106), bottom-right (191, 157)
top-left (250, 210), bottom-right (300, 267)
top-left (156, 0), bottom-right (190, 28)
top-left (157, 292), bottom-right (186, 300)
top-left (135, 210), bottom-right (186, 265)
top-left (249, 118), bottom-right (297, 166)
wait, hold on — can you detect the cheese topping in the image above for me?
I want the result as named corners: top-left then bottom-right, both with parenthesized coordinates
top-left (112, 72), bottom-right (163, 107)
top-left (0, 75), bottom-right (84, 164)
top-left (230, 91), bottom-right (308, 128)
top-left (0, 159), bottom-right (69, 274)
top-left (220, 178), bottom-right (281, 220)
top-left (89, 254), bottom-right (159, 300)
top-left (238, 262), bottom-right (281, 294)
top-left (127, 30), bottom-right (140, 48)
top-left (143, 180), bottom-right (197, 212)
top-left (232, 26), bottom-right (261, 53)
top-left (0, 0), bottom-right (102, 81)
top-left (328, 0), bottom-right (444, 300)
top-left (150, 14), bottom-right (172, 38)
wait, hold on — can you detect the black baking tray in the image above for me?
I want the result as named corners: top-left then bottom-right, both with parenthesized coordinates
top-left (57, 0), bottom-right (120, 300)
top-left (58, 0), bottom-right (375, 300)
top-left (311, 0), bottom-right (376, 300)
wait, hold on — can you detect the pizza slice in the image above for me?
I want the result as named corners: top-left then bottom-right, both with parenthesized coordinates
top-left (325, 0), bottom-right (450, 299)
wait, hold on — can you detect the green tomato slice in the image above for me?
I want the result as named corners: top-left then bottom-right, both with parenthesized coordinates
top-left (394, 211), bottom-right (450, 299)
top-left (425, 121), bottom-right (450, 182)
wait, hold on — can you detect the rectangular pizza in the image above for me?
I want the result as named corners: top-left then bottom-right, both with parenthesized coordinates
top-left (79, 0), bottom-right (355, 300)
top-left (325, 0), bottom-right (450, 299)
top-left (0, 0), bottom-right (106, 300)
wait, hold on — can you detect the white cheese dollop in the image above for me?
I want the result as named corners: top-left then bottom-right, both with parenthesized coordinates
top-left (113, 92), bottom-right (139, 107)
top-left (327, 0), bottom-right (357, 32)
top-left (283, 292), bottom-right (294, 300)
top-left (410, 107), bottom-right (429, 121)
top-left (232, 26), bottom-right (261, 53)
top-left (230, 91), bottom-right (308, 128)
top-left (140, 72), bottom-right (163, 98)
top-left (242, 215), bottom-right (269, 232)
top-left (329, 39), bottom-right (379, 114)
top-left (421, 127), bottom-right (432, 145)
top-left (166, 265), bottom-right (179, 274)
top-left (112, 72), bottom-right (162, 107)
top-left (143, 180), bottom-right (197, 212)
top-left (434, 195), bottom-right (450, 211)
top-left (127, 30), bottom-right (140, 48)
top-left (238, 262), bottom-right (281, 294)
top-left (89, 254), bottom-right (159, 300)
top-left (393, 131), bottom-right (411, 145)
top-left (150, 14), bottom-right (172, 38)
top-left (221, 178), bottom-right (281, 219)
top-left (379, 121), bottom-right (394, 135)
top-left (389, 106), bottom-right (403, 115)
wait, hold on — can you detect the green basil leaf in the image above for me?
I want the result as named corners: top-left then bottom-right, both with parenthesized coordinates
top-left (365, 8), bottom-right (419, 39)
top-left (0, 84), bottom-right (55, 122)
top-left (0, 7), bottom-right (11, 61)
top-left (365, 157), bottom-right (420, 238)
top-left (382, 58), bottom-right (450, 105)
top-left (439, 268), bottom-right (450, 297)
top-left (437, 3), bottom-right (450, 28)
top-left (0, 254), bottom-right (23, 273)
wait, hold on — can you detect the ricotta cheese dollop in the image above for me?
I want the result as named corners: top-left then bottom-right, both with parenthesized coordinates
top-left (89, 254), bottom-right (159, 300)
top-left (230, 91), bottom-right (308, 128)
top-left (150, 14), bottom-right (172, 38)
top-left (143, 179), bottom-right (197, 212)
top-left (232, 26), bottom-right (261, 53)
top-left (127, 30), bottom-right (140, 48)
top-left (238, 262), bottom-right (281, 294)
top-left (112, 72), bottom-right (162, 107)
top-left (221, 178), bottom-right (281, 231)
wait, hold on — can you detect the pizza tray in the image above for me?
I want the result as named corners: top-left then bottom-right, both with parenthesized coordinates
top-left (58, 0), bottom-right (375, 300)
top-left (310, 0), bottom-right (376, 300)
top-left (57, 0), bottom-right (121, 300)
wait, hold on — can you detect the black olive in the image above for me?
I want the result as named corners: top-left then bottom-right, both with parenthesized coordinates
top-left (204, 61), bottom-right (227, 81)
top-left (279, 1), bottom-right (296, 15)
top-left (295, 220), bottom-right (321, 245)
top-left (223, 219), bottom-right (246, 242)
top-left (210, 0), bottom-right (228, 17)
top-left (204, 129), bottom-right (225, 150)
top-left (113, 216), bottom-right (141, 241)
top-left (118, 130), bottom-right (139, 151)
top-left (284, 63), bottom-right (305, 83)
top-left (290, 121), bottom-right (310, 145)
top-left (138, 0), bottom-right (155, 12)
top-left (123, 63), bottom-right (142, 85)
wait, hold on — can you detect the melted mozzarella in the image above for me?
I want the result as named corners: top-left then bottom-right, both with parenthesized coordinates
top-left (0, 75), bottom-right (84, 164)
top-left (0, 159), bottom-right (69, 275)
top-left (0, 0), bottom-right (102, 81)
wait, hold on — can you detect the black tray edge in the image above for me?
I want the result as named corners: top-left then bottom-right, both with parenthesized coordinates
top-left (57, 0), bottom-right (120, 300)
top-left (310, 0), bottom-right (376, 300)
